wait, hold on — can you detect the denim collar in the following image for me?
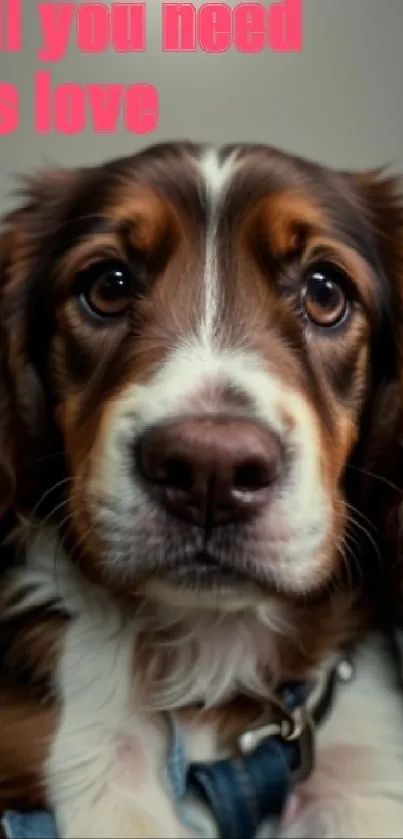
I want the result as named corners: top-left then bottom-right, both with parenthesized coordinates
top-left (170, 654), bottom-right (354, 839)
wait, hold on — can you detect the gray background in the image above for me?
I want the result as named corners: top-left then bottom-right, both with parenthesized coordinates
top-left (1, 0), bottom-right (403, 210)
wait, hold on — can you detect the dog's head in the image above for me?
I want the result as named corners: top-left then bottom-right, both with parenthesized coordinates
top-left (0, 143), bottom-right (402, 614)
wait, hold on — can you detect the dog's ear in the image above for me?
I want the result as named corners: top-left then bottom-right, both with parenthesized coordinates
top-left (345, 170), bottom-right (403, 615)
top-left (353, 170), bottom-right (403, 268)
top-left (347, 171), bottom-right (403, 444)
top-left (353, 169), bottom-right (403, 364)
top-left (0, 203), bottom-right (35, 516)
top-left (0, 169), bottom-right (77, 517)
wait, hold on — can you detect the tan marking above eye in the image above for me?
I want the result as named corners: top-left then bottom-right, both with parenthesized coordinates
top-left (59, 235), bottom-right (124, 282)
top-left (259, 192), bottom-right (326, 259)
top-left (107, 186), bottom-right (179, 253)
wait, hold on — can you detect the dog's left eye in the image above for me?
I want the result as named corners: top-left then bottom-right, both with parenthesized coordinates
top-left (79, 261), bottom-right (134, 318)
top-left (302, 263), bottom-right (349, 328)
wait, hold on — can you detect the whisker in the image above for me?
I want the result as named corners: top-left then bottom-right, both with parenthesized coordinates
top-left (32, 477), bottom-right (74, 518)
top-left (14, 451), bottom-right (66, 473)
top-left (35, 498), bottom-right (71, 530)
top-left (348, 515), bottom-right (383, 570)
top-left (344, 500), bottom-right (378, 534)
top-left (346, 463), bottom-right (402, 496)
top-left (341, 532), bottom-right (363, 585)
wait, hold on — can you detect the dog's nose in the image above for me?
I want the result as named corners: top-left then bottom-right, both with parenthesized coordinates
top-left (137, 417), bottom-right (282, 527)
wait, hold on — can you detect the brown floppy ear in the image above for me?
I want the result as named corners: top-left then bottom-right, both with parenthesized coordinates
top-left (0, 205), bottom-right (34, 516)
top-left (0, 168), bottom-right (78, 518)
top-left (347, 170), bottom-right (403, 441)
top-left (346, 170), bottom-right (403, 618)
top-left (355, 168), bottom-right (403, 331)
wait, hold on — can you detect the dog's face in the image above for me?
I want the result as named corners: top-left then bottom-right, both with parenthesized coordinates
top-left (0, 143), bottom-right (401, 609)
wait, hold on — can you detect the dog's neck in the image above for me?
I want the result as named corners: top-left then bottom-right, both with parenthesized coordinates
top-left (132, 598), bottom-right (289, 710)
top-left (2, 525), bottom-right (364, 715)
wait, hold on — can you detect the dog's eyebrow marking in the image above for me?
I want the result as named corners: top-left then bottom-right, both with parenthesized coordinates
top-left (198, 147), bottom-right (237, 345)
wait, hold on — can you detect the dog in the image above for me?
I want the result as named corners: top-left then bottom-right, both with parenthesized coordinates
top-left (1, 142), bottom-right (403, 838)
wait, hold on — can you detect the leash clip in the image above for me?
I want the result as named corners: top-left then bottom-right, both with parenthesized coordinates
top-left (237, 655), bottom-right (354, 791)
top-left (238, 701), bottom-right (315, 784)
top-left (285, 706), bottom-right (315, 783)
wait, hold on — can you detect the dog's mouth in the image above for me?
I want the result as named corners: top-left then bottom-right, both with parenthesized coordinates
top-left (142, 551), bottom-right (265, 609)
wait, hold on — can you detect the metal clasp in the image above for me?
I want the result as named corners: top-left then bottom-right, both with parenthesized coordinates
top-left (238, 703), bottom-right (315, 784)
top-left (238, 720), bottom-right (284, 755)
top-left (287, 707), bottom-right (315, 783)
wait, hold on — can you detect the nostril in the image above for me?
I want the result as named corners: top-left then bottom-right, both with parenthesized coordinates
top-left (139, 442), bottom-right (194, 491)
top-left (163, 457), bottom-right (193, 491)
top-left (234, 458), bottom-right (277, 492)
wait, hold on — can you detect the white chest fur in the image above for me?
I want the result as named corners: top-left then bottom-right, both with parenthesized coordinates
top-left (6, 530), bottom-right (403, 838)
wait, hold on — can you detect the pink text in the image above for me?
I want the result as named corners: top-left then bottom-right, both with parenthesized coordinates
top-left (0, 0), bottom-right (21, 52)
top-left (162, 0), bottom-right (302, 53)
top-left (0, 82), bottom-right (19, 133)
top-left (37, 2), bottom-right (146, 61)
top-left (34, 72), bottom-right (159, 134)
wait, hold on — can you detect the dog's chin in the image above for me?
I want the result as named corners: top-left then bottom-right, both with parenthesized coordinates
top-left (142, 557), bottom-right (266, 611)
top-left (143, 577), bottom-right (265, 611)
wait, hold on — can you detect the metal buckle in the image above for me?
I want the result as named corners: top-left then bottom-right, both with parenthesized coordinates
top-left (238, 704), bottom-right (315, 784)
top-left (286, 707), bottom-right (315, 783)
top-left (236, 655), bottom-right (353, 789)
top-left (238, 720), bottom-right (284, 755)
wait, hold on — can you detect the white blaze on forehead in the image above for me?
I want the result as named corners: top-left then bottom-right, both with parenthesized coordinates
top-left (198, 147), bottom-right (238, 344)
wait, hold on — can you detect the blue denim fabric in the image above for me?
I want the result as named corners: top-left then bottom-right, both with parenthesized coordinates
top-left (164, 713), bottom-right (213, 837)
top-left (1, 811), bottom-right (57, 839)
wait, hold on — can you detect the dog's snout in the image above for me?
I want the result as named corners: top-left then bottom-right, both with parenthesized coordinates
top-left (137, 417), bottom-right (282, 527)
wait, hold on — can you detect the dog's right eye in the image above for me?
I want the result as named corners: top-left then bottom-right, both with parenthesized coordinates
top-left (79, 261), bottom-right (134, 319)
top-left (302, 262), bottom-right (350, 329)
